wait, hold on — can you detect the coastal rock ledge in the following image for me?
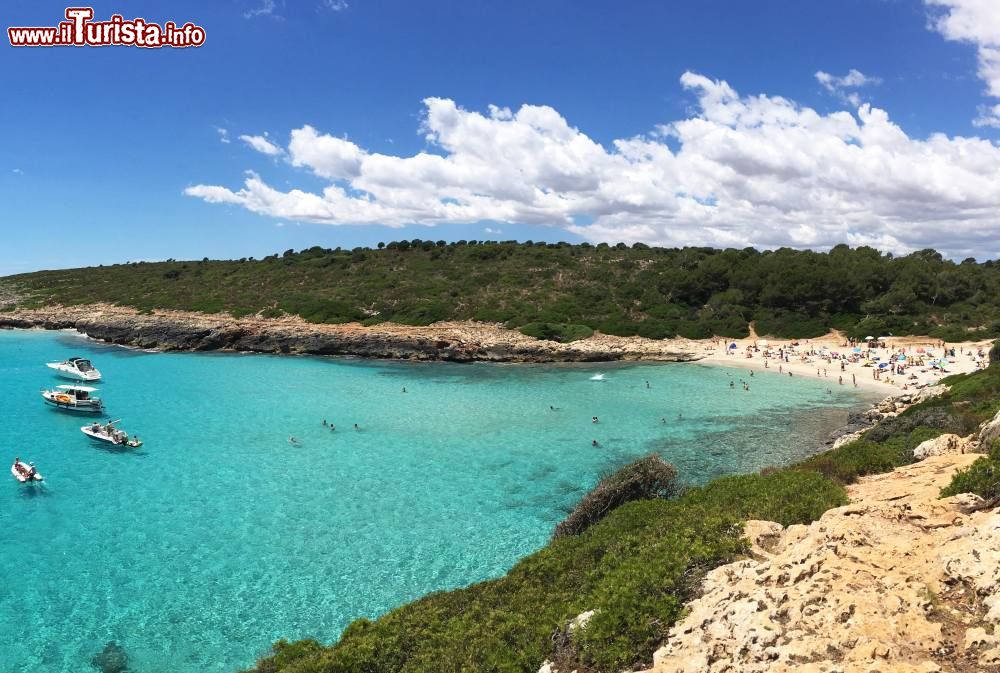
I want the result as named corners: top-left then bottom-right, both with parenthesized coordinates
top-left (0, 305), bottom-right (701, 363)
top-left (642, 452), bottom-right (1000, 673)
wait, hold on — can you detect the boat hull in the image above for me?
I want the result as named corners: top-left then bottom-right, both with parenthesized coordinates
top-left (11, 462), bottom-right (42, 483)
top-left (46, 364), bottom-right (101, 382)
top-left (42, 396), bottom-right (104, 414)
top-left (81, 426), bottom-right (141, 448)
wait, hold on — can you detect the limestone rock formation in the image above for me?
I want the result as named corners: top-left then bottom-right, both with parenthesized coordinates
top-left (912, 433), bottom-right (971, 460)
top-left (642, 453), bottom-right (1000, 673)
top-left (980, 409), bottom-right (1000, 449)
top-left (0, 304), bottom-right (701, 364)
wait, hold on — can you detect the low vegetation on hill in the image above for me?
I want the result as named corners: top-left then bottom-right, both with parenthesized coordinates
top-left (245, 348), bottom-right (1000, 673)
top-left (5, 242), bottom-right (1000, 341)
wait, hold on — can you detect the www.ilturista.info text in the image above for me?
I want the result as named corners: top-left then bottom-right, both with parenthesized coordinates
top-left (8, 7), bottom-right (206, 48)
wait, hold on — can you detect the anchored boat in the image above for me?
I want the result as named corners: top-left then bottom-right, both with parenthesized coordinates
top-left (41, 385), bottom-right (104, 413)
top-left (11, 459), bottom-right (42, 483)
top-left (46, 357), bottom-right (102, 382)
top-left (81, 420), bottom-right (142, 448)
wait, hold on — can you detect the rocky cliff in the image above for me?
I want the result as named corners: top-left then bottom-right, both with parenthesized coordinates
top-left (642, 450), bottom-right (1000, 673)
top-left (0, 305), bottom-right (701, 363)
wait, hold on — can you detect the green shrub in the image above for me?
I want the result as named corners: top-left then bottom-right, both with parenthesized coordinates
top-left (679, 471), bottom-right (848, 525)
top-left (864, 407), bottom-right (972, 443)
top-left (553, 454), bottom-right (679, 538)
top-left (795, 426), bottom-right (943, 484)
top-left (9, 245), bottom-right (1000, 341)
top-left (519, 322), bottom-right (594, 343)
top-left (941, 456), bottom-right (1000, 500)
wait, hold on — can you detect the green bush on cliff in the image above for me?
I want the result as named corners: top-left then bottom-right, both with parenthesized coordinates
top-left (553, 454), bottom-right (679, 538)
top-left (940, 449), bottom-right (1000, 501)
top-left (792, 426), bottom-right (943, 484)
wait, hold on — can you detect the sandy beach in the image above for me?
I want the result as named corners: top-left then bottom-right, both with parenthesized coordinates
top-left (0, 305), bottom-right (993, 386)
top-left (697, 333), bottom-right (993, 394)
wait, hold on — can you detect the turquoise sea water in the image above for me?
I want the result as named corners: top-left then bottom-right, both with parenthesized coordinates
top-left (0, 329), bottom-right (872, 673)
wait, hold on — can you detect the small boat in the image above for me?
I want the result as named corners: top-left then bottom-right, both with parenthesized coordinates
top-left (81, 420), bottom-right (142, 448)
top-left (46, 357), bottom-right (102, 382)
top-left (41, 385), bottom-right (104, 413)
top-left (589, 373), bottom-right (606, 381)
top-left (11, 459), bottom-right (42, 483)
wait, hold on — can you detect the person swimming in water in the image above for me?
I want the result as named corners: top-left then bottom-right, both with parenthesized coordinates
top-left (288, 436), bottom-right (299, 445)
top-left (591, 416), bottom-right (599, 424)
top-left (591, 439), bottom-right (599, 447)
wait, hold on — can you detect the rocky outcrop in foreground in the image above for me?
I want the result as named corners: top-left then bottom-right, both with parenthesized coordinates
top-left (642, 450), bottom-right (1000, 673)
top-left (0, 305), bottom-right (701, 363)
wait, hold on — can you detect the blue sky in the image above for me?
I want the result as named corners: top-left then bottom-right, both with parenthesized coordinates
top-left (3, 0), bottom-right (1000, 274)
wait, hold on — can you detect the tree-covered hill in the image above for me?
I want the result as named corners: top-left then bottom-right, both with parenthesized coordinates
top-left (4, 241), bottom-right (1000, 341)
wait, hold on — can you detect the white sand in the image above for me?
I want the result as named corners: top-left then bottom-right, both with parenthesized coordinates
top-left (697, 334), bottom-right (992, 394)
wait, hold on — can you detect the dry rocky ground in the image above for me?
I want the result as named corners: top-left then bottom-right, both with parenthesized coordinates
top-left (642, 432), bottom-right (1000, 673)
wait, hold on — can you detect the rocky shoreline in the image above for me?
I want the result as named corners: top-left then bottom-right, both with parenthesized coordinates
top-left (0, 305), bottom-right (702, 363)
top-left (819, 385), bottom-right (948, 452)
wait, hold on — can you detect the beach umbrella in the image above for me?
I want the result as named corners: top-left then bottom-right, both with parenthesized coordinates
top-left (916, 347), bottom-right (926, 353)
top-left (864, 336), bottom-right (874, 341)
top-left (729, 343), bottom-right (737, 350)
top-left (853, 347), bottom-right (862, 353)
top-left (898, 355), bottom-right (907, 361)
top-left (879, 362), bottom-right (889, 369)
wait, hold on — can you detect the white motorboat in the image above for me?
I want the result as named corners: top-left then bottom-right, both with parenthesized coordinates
top-left (11, 459), bottom-right (42, 483)
top-left (41, 385), bottom-right (104, 413)
top-left (81, 420), bottom-right (142, 448)
top-left (46, 356), bottom-right (102, 382)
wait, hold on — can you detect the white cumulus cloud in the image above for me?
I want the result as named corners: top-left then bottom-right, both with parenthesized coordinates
top-left (926, 0), bottom-right (1000, 126)
top-left (815, 69), bottom-right (881, 106)
top-left (187, 73), bottom-right (1000, 259)
top-left (239, 134), bottom-right (283, 156)
top-left (288, 126), bottom-right (365, 179)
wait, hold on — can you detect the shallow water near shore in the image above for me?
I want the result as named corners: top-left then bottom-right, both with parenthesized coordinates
top-left (0, 329), bottom-right (873, 673)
